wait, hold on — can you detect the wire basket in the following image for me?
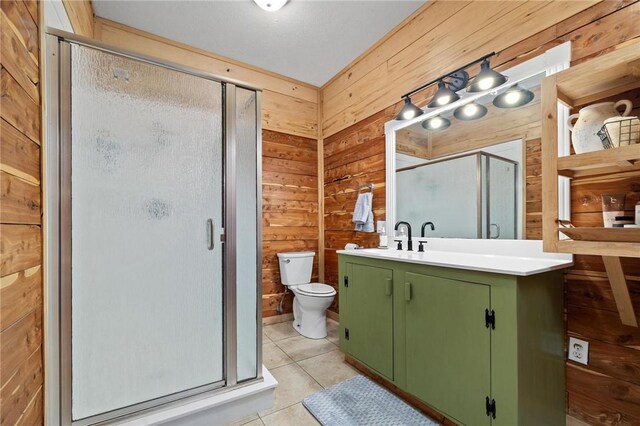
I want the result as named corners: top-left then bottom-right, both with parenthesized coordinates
top-left (597, 117), bottom-right (640, 149)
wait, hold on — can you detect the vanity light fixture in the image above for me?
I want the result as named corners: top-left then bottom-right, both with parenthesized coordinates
top-left (395, 96), bottom-right (424, 120)
top-left (466, 58), bottom-right (508, 92)
top-left (428, 81), bottom-right (460, 108)
top-left (253, 0), bottom-right (288, 12)
top-left (453, 102), bottom-right (488, 121)
top-left (421, 115), bottom-right (451, 132)
top-left (396, 52), bottom-right (499, 121)
top-left (492, 84), bottom-right (535, 108)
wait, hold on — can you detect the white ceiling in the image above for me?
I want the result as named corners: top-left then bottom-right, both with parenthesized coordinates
top-left (92, 0), bottom-right (426, 86)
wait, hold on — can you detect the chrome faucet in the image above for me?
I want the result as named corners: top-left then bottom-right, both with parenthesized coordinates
top-left (421, 222), bottom-right (435, 237)
top-left (394, 221), bottom-right (413, 251)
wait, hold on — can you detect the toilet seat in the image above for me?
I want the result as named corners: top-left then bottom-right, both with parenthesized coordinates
top-left (294, 283), bottom-right (336, 297)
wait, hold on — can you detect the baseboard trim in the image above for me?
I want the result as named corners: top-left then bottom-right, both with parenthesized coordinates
top-left (327, 310), bottom-right (339, 322)
top-left (262, 313), bottom-right (293, 326)
top-left (263, 310), bottom-right (338, 325)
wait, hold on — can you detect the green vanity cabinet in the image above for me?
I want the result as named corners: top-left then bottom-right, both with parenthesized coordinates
top-left (339, 263), bottom-right (394, 380)
top-left (404, 273), bottom-right (492, 426)
top-left (338, 253), bottom-right (566, 426)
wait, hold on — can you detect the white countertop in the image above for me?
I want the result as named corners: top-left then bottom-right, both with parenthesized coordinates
top-left (337, 239), bottom-right (573, 276)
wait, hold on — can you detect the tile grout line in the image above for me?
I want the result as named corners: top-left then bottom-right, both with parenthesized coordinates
top-left (261, 322), bottom-right (343, 421)
top-left (294, 356), bottom-right (326, 391)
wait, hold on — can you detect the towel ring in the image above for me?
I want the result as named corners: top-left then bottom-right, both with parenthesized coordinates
top-left (358, 183), bottom-right (374, 193)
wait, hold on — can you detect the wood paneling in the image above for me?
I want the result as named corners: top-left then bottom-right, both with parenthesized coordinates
top-left (0, 266), bottom-right (41, 331)
top-left (0, 1), bottom-right (38, 63)
top-left (1, 347), bottom-right (43, 425)
top-left (320, 1), bottom-right (640, 421)
top-left (567, 363), bottom-right (640, 420)
top-left (0, 11), bottom-right (38, 101)
top-left (0, 119), bottom-right (39, 184)
top-left (0, 307), bottom-right (42, 389)
top-left (62, 0), bottom-right (94, 37)
top-left (0, 224), bottom-right (41, 276)
top-left (1, 68), bottom-right (39, 144)
top-left (95, 18), bottom-right (319, 139)
top-left (526, 139), bottom-right (543, 239)
top-left (0, 1), bottom-right (42, 424)
top-left (1, 171), bottom-right (41, 224)
top-left (321, 1), bottom-right (600, 138)
top-left (323, 105), bottom-right (393, 312)
top-left (262, 130), bottom-right (319, 317)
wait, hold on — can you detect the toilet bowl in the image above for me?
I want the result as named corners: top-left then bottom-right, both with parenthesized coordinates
top-left (277, 252), bottom-right (336, 339)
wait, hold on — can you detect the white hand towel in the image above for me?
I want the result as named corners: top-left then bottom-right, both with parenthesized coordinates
top-left (353, 192), bottom-right (374, 232)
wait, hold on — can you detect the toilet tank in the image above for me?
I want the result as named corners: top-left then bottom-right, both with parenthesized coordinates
top-left (277, 251), bottom-right (315, 286)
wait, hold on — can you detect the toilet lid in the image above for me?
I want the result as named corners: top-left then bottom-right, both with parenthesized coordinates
top-left (295, 283), bottom-right (336, 296)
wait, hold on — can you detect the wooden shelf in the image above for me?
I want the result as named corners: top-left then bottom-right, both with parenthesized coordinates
top-left (556, 240), bottom-right (640, 257)
top-left (557, 144), bottom-right (640, 178)
top-left (558, 226), bottom-right (640, 243)
top-left (555, 43), bottom-right (640, 108)
top-left (542, 42), bottom-right (640, 327)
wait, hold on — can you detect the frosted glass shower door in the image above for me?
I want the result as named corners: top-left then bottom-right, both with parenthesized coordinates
top-left (69, 44), bottom-right (224, 421)
top-left (235, 87), bottom-right (258, 382)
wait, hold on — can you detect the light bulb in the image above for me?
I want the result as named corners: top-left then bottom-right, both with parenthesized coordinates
top-left (436, 95), bottom-right (450, 106)
top-left (504, 91), bottom-right (522, 105)
top-left (463, 103), bottom-right (479, 117)
top-left (477, 77), bottom-right (495, 91)
top-left (430, 117), bottom-right (444, 128)
top-left (403, 110), bottom-right (416, 120)
top-left (253, 0), bottom-right (288, 12)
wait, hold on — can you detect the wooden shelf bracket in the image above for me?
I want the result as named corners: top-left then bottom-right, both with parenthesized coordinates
top-left (602, 256), bottom-right (638, 327)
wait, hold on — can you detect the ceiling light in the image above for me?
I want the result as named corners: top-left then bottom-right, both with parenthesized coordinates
top-left (421, 115), bottom-right (451, 132)
top-left (395, 96), bottom-right (424, 120)
top-left (493, 84), bottom-right (535, 108)
top-left (453, 102), bottom-right (488, 121)
top-left (428, 81), bottom-right (460, 108)
top-left (467, 59), bottom-right (508, 92)
top-left (253, 0), bottom-right (288, 12)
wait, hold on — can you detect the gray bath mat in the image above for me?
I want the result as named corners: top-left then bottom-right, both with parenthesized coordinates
top-left (302, 375), bottom-right (439, 426)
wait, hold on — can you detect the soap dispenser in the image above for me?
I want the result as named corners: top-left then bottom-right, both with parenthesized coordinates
top-left (378, 224), bottom-right (388, 248)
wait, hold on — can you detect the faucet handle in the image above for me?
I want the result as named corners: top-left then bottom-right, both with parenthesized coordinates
top-left (418, 241), bottom-right (426, 252)
top-left (395, 239), bottom-right (403, 250)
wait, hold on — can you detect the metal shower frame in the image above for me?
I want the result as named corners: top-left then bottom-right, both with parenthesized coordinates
top-left (43, 28), bottom-right (263, 426)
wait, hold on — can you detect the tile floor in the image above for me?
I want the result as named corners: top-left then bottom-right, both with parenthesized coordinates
top-left (230, 319), bottom-right (358, 426)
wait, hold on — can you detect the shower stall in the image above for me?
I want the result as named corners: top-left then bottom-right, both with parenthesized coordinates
top-left (396, 151), bottom-right (518, 239)
top-left (45, 31), bottom-right (263, 425)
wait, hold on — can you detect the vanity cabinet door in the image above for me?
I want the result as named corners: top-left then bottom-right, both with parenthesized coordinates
top-left (404, 272), bottom-right (491, 426)
top-left (342, 263), bottom-right (394, 380)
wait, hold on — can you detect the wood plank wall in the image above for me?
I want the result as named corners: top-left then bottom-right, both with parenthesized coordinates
top-left (90, 18), bottom-right (322, 318)
top-left (320, 0), bottom-right (601, 139)
top-left (262, 130), bottom-right (319, 316)
top-left (0, 0), bottom-right (44, 424)
top-left (321, 1), bottom-right (640, 422)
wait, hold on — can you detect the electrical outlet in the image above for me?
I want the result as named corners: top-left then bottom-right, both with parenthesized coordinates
top-left (568, 337), bottom-right (589, 365)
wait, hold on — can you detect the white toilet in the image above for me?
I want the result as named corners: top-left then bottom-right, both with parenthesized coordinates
top-left (277, 251), bottom-right (336, 339)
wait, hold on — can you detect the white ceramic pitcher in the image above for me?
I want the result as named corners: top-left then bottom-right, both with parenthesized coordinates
top-left (568, 100), bottom-right (632, 153)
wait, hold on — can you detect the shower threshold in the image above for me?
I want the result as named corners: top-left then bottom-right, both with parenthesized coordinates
top-left (112, 366), bottom-right (277, 425)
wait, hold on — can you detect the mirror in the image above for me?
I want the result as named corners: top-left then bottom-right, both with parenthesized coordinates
top-left (384, 43), bottom-right (572, 240)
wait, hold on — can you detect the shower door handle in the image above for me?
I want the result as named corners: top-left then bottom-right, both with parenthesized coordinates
top-left (490, 223), bottom-right (500, 239)
top-left (207, 219), bottom-right (215, 250)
